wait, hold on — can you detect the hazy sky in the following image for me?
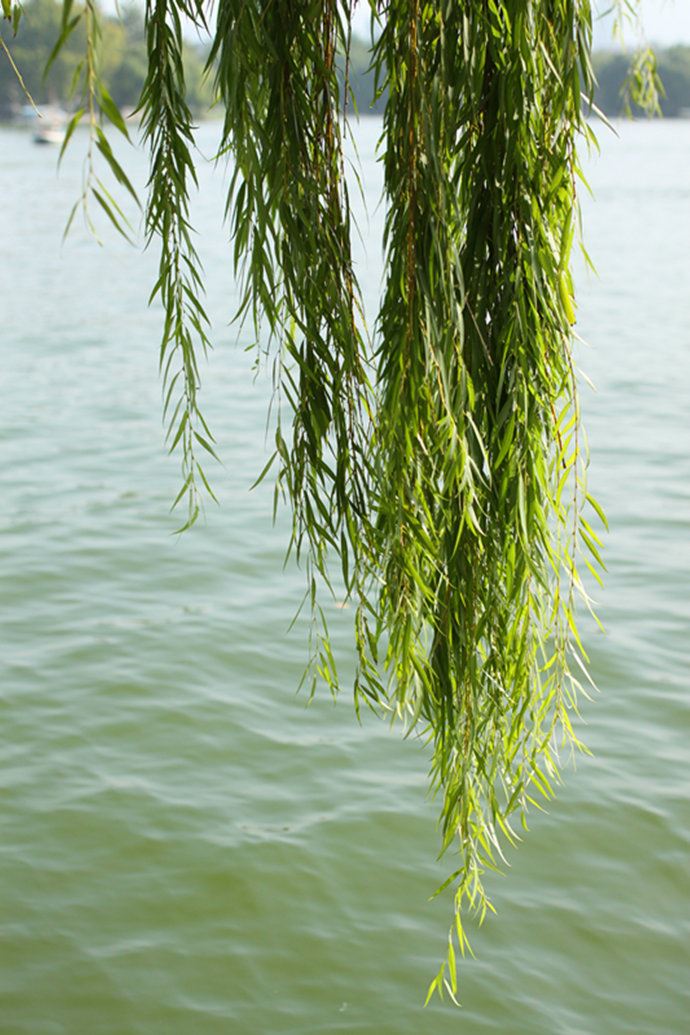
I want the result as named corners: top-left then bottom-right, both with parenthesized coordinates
top-left (350, 1), bottom-right (690, 47)
top-left (594, 0), bottom-right (690, 46)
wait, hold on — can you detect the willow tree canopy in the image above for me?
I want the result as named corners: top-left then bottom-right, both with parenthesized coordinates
top-left (3, 0), bottom-right (655, 1001)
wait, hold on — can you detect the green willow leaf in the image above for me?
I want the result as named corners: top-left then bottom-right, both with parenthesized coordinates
top-left (98, 82), bottom-right (130, 139)
top-left (43, 12), bottom-right (80, 80)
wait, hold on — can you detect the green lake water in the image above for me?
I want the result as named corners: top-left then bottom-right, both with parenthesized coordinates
top-left (1, 118), bottom-right (689, 1033)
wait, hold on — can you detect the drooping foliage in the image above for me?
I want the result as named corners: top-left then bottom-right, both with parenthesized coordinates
top-left (4, 0), bottom-right (652, 1001)
top-left (364, 3), bottom-right (600, 997)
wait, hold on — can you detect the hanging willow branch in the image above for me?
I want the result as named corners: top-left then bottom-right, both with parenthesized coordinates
top-left (352, 1), bottom-right (602, 1000)
top-left (6, 0), bottom-right (654, 1002)
top-left (210, 0), bottom-right (374, 687)
top-left (140, 0), bottom-right (219, 530)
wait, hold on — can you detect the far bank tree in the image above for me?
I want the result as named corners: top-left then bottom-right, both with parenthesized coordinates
top-left (0, 0), bottom-right (211, 116)
top-left (2, 0), bottom-right (653, 1001)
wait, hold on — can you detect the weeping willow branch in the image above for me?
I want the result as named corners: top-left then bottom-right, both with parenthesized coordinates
top-left (0, 2), bottom-right (36, 108)
top-left (211, 0), bottom-right (374, 687)
top-left (140, 0), bottom-right (218, 530)
top-left (28, 0), bottom-right (141, 242)
top-left (360, 1), bottom-right (603, 1001)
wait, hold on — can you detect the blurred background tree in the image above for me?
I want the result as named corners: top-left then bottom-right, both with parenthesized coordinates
top-left (4, 1), bottom-right (690, 121)
top-left (0, 0), bottom-right (212, 118)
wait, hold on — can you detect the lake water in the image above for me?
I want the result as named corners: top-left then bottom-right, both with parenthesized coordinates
top-left (1, 117), bottom-right (689, 1033)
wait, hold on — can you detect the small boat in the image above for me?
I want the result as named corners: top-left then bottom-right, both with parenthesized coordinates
top-left (33, 123), bottom-right (66, 146)
top-left (30, 105), bottom-right (68, 146)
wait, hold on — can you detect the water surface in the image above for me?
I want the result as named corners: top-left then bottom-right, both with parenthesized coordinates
top-left (1, 119), bottom-right (689, 1033)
